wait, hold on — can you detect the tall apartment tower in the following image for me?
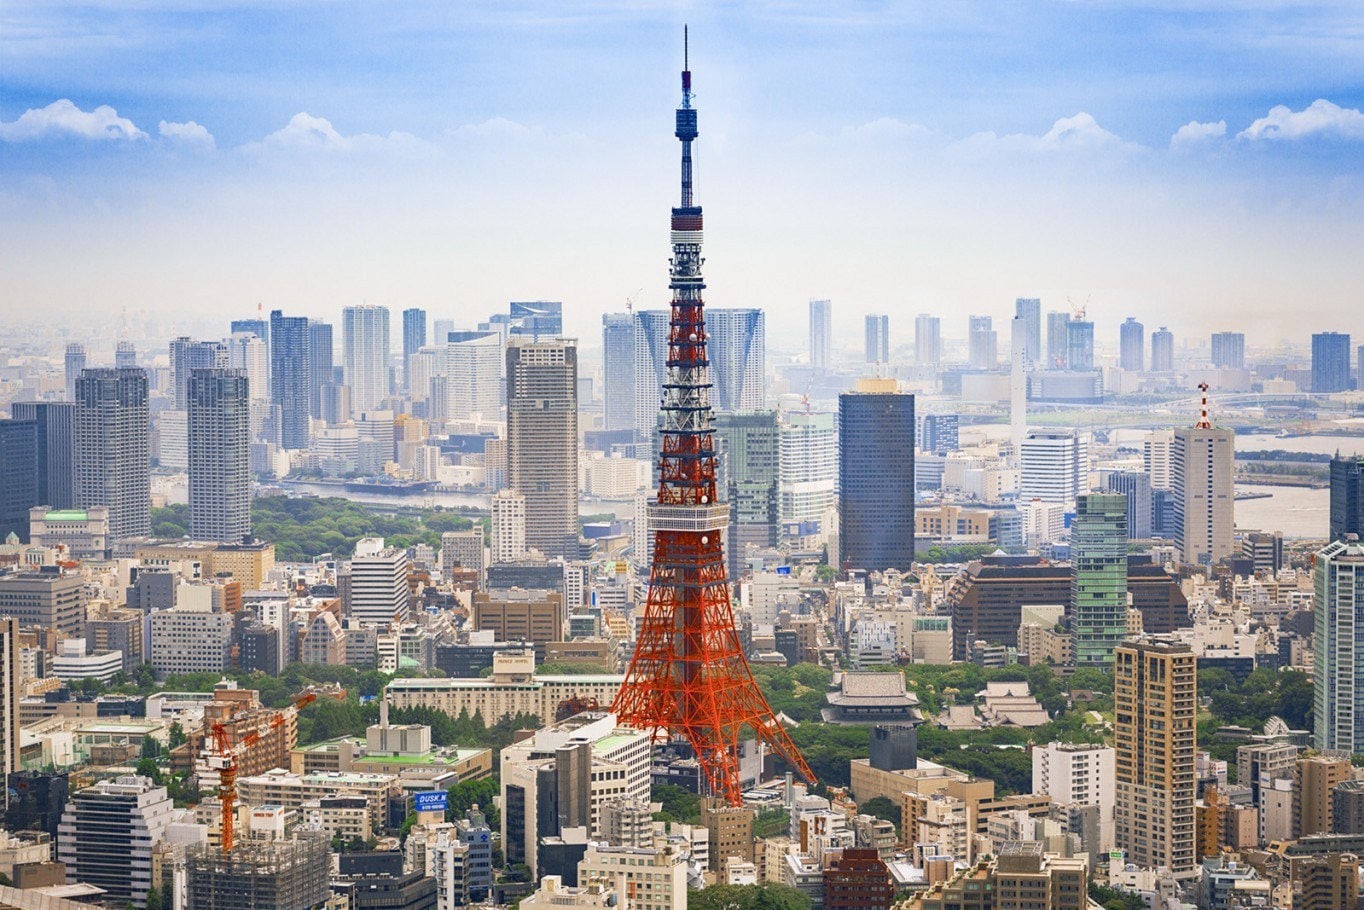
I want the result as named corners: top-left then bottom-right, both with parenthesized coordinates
top-left (1314, 538), bottom-right (1364, 753)
top-left (506, 340), bottom-right (578, 558)
top-left (11, 402), bottom-right (76, 509)
top-left (343, 304), bottom-right (392, 413)
top-left (1067, 319), bottom-right (1095, 371)
top-left (0, 419), bottom-right (37, 542)
top-left (865, 314), bottom-right (890, 364)
top-left (0, 619), bottom-right (18, 811)
top-left (169, 336), bottom-right (229, 410)
top-left (1019, 429), bottom-right (1087, 504)
top-left (1114, 636), bottom-right (1197, 879)
top-left (1210, 332), bottom-right (1245, 370)
top-left (74, 368), bottom-right (150, 541)
top-left (348, 537), bottom-right (411, 626)
top-left (1330, 456), bottom-right (1364, 542)
top-left (914, 314), bottom-right (941, 369)
top-left (708, 308), bottom-right (766, 412)
top-left (188, 369), bottom-right (251, 544)
top-left (602, 312), bottom-right (636, 432)
top-left (1312, 331), bottom-right (1352, 393)
top-left (490, 490), bottom-right (527, 564)
top-left (809, 299), bottom-right (832, 371)
top-left (228, 332), bottom-right (269, 402)
top-left (839, 381), bottom-right (915, 573)
top-left (1046, 312), bottom-right (1071, 370)
top-left (1173, 408), bottom-right (1234, 565)
top-left (1014, 297), bottom-right (1042, 366)
top-left (307, 320), bottom-right (332, 421)
top-left (401, 307), bottom-right (427, 391)
top-left (713, 410), bottom-right (781, 580)
top-left (968, 315), bottom-right (997, 370)
top-left (270, 310), bottom-right (312, 448)
top-left (64, 343), bottom-right (87, 401)
top-left (633, 309), bottom-right (671, 445)
top-left (1071, 493), bottom-right (1129, 666)
top-left (1119, 318), bottom-right (1144, 371)
top-left (1151, 326), bottom-right (1174, 372)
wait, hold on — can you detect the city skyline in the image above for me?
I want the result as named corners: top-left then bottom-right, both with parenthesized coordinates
top-left (3, 3), bottom-right (1364, 348)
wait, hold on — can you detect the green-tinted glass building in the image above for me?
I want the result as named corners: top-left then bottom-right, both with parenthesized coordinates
top-left (1071, 493), bottom-right (1128, 666)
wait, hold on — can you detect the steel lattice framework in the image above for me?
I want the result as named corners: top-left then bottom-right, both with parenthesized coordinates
top-left (611, 33), bottom-right (816, 805)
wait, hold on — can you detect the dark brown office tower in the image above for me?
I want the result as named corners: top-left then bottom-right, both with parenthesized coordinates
top-left (944, 558), bottom-right (1071, 659)
top-left (1127, 557), bottom-right (1192, 633)
top-left (824, 848), bottom-right (895, 910)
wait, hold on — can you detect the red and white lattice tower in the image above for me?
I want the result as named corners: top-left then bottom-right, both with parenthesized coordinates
top-left (611, 31), bottom-right (816, 805)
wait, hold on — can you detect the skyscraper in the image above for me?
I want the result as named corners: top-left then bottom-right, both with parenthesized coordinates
top-left (1119, 318), bottom-right (1144, 371)
top-left (809, 299), bottom-right (832, 371)
top-left (73, 367), bottom-right (150, 541)
top-left (0, 618), bottom-right (17, 811)
top-left (307, 320), bottom-right (333, 421)
top-left (968, 315), bottom-right (996, 370)
top-left (839, 380), bottom-right (915, 573)
top-left (58, 775), bottom-right (175, 908)
top-left (447, 331), bottom-right (502, 420)
top-left (1104, 470), bottom-right (1153, 540)
top-left (1014, 297), bottom-right (1042, 366)
top-left (602, 313), bottom-right (636, 432)
top-left (1046, 311), bottom-right (1071, 370)
top-left (1314, 538), bottom-right (1364, 753)
top-left (1151, 326), bottom-right (1174, 372)
top-left (343, 304), bottom-right (392, 412)
top-left (0, 419), bottom-right (37, 542)
top-left (228, 331), bottom-right (269, 402)
top-left (114, 340), bottom-right (137, 370)
top-left (1114, 636), bottom-right (1197, 878)
top-left (270, 310), bottom-right (312, 448)
top-left (633, 308), bottom-right (671, 445)
top-left (1019, 429), bottom-right (1087, 504)
top-left (64, 343), bottom-right (86, 401)
top-left (865, 314), bottom-right (889, 364)
top-left (490, 489), bottom-right (527, 564)
top-left (1071, 493), bottom-right (1128, 666)
top-left (11, 401), bottom-right (75, 509)
top-left (348, 537), bottom-right (411, 626)
top-left (506, 340), bottom-right (578, 557)
top-left (1173, 410), bottom-right (1234, 565)
top-left (914, 314), bottom-right (941, 369)
top-left (1210, 332), bottom-right (1244, 370)
top-left (708, 308), bottom-right (765, 412)
top-left (1330, 455), bottom-right (1364, 542)
top-left (231, 317), bottom-right (269, 349)
top-left (508, 301), bottom-right (563, 339)
top-left (402, 307), bottom-right (427, 391)
top-left (169, 337), bottom-right (228, 410)
top-left (188, 368), bottom-right (250, 544)
top-left (1312, 331), bottom-right (1352, 393)
top-left (1067, 319), bottom-right (1095, 371)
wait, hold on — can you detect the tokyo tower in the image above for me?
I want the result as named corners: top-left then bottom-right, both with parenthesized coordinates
top-left (611, 30), bottom-right (817, 805)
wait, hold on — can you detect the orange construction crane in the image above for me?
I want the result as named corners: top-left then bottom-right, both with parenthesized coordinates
top-left (207, 687), bottom-right (344, 853)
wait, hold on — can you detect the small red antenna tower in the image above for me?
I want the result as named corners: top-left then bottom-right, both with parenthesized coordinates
top-left (1196, 382), bottom-right (1212, 429)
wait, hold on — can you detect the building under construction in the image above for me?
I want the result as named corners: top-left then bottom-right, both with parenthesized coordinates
top-left (185, 832), bottom-right (331, 910)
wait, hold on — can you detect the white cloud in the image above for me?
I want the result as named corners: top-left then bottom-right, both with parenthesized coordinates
top-left (257, 112), bottom-right (422, 152)
top-left (954, 112), bottom-right (1135, 156)
top-left (1238, 99), bottom-right (1364, 141)
top-left (158, 119), bottom-right (215, 148)
top-left (450, 117), bottom-right (540, 140)
top-left (0, 99), bottom-right (146, 142)
top-left (1170, 119), bottom-right (1227, 149)
top-left (840, 117), bottom-right (935, 141)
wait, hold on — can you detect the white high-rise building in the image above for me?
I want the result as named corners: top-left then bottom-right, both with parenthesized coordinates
top-left (228, 331), bottom-right (270, 402)
top-left (809, 299), bottom-right (832, 371)
top-left (157, 409), bottom-right (189, 471)
top-left (1019, 429), bottom-right (1087, 505)
top-left (58, 775), bottom-right (176, 908)
top-left (708, 309), bottom-right (766, 412)
top-left (1173, 424), bottom-right (1234, 566)
top-left (349, 537), bottom-right (410, 626)
top-left (342, 305), bottom-right (391, 413)
top-left (491, 490), bottom-right (527, 564)
top-left (1143, 429), bottom-right (1175, 491)
top-left (1314, 539), bottom-right (1364, 753)
top-left (1032, 742), bottom-right (1115, 851)
top-left (632, 309), bottom-right (671, 445)
top-left (915, 314), bottom-right (941, 369)
top-left (447, 331), bottom-right (502, 420)
top-left (507, 340), bottom-right (578, 558)
top-left (780, 411), bottom-right (837, 525)
top-left (187, 369), bottom-right (251, 544)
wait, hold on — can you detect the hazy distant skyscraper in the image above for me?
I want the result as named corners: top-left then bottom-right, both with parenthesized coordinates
top-left (713, 410), bottom-right (781, 580)
top-left (0, 419), bottom-right (38, 542)
top-left (506, 340), bottom-right (578, 557)
top-left (432, 318), bottom-right (455, 344)
top-left (1071, 492), bottom-right (1128, 667)
top-left (1173, 421), bottom-right (1234, 565)
top-left (865, 314), bottom-right (889, 364)
top-left (74, 368), bottom-right (150, 541)
top-left (401, 307), bottom-right (426, 391)
top-left (1105, 470), bottom-right (1153, 540)
top-left (839, 382), bottom-right (915, 573)
top-left (188, 369), bottom-right (250, 543)
top-left (508, 301), bottom-right (562, 339)
top-left (1330, 456), bottom-right (1364, 543)
top-left (114, 341), bottom-right (137, 370)
top-left (1015, 297), bottom-right (1041, 366)
top-left (230, 317), bottom-right (269, 350)
top-left (64, 343), bottom-right (86, 401)
top-left (169, 337), bottom-right (228, 410)
top-left (1119, 317), bottom-right (1144, 371)
top-left (1046, 311), bottom-right (1071, 370)
top-left (602, 313), bottom-right (636, 432)
top-left (228, 332), bottom-right (269, 402)
top-left (1210, 332), bottom-right (1245, 370)
top-left (914, 314), bottom-right (941, 368)
top-left (10, 402), bottom-right (75, 509)
top-left (270, 311), bottom-right (312, 449)
top-left (446, 331), bottom-right (502, 420)
top-left (1068, 319), bottom-right (1095, 371)
top-left (1151, 327), bottom-right (1174, 372)
top-left (343, 305), bottom-right (391, 412)
top-left (708, 308), bottom-right (765, 412)
top-left (968, 315), bottom-right (996, 370)
top-left (1020, 429), bottom-right (1087, 504)
top-left (307, 320), bottom-right (332, 421)
top-left (633, 309), bottom-right (671, 444)
top-left (1313, 332), bottom-right (1351, 393)
top-left (809, 299), bottom-right (832, 371)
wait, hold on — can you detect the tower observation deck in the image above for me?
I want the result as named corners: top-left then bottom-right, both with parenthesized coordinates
top-left (610, 31), bottom-right (817, 805)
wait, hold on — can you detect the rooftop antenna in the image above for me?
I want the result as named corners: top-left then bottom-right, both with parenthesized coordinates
top-left (1196, 382), bottom-right (1213, 429)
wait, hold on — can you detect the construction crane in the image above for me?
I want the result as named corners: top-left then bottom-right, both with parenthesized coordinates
top-left (1067, 294), bottom-right (1090, 321)
top-left (207, 687), bottom-right (345, 853)
top-left (625, 288), bottom-right (643, 315)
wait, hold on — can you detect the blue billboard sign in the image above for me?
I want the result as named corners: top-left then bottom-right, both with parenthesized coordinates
top-left (413, 790), bottom-right (448, 813)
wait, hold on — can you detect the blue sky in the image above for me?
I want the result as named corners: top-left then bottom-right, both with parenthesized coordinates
top-left (3, 1), bottom-right (1363, 353)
